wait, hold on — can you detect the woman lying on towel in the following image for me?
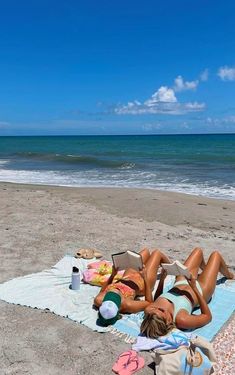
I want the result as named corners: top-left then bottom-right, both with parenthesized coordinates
top-left (94, 248), bottom-right (171, 326)
top-left (141, 247), bottom-right (234, 338)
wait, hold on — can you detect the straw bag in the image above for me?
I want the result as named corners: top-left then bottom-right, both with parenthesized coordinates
top-left (152, 335), bottom-right (216, 374)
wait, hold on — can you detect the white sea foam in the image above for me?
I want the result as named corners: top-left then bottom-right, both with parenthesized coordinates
top-left (119, 163), bottom-right (135, 170)
top-left (0, 160), bottom-right (9, 165)
top-left (0, 168), bottom-right (235, 200)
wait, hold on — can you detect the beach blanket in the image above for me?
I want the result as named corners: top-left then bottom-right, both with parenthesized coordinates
top-left (0, 255), bottom-right (234, 342)
top-left (0, 255), bottom-right (108, 333)
top-left (111, 279), bottom-right (235, 343)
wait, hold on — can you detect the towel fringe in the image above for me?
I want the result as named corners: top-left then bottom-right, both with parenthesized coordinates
top-left (108, 326), bottom-right (135, 343)
top-left (125, 334), bottom-right (135, 344)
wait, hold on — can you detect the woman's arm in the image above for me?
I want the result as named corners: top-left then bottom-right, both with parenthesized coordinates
top-left (154, 269), bottom-right (167, 300)
top-left (121, 267), bottom-right (156, 313)
top-left (100, 265), bottom-right (118, 292)
top-left (140, 266), bottom-right (154, 303)
top-left (121, 299), bottom-right (150, 313)
top-left (176, 278), bottom-right (212, 329)
top-left (188, 278), bottom-right (212, 320)
top-left (94, 266), bottom-right (119, 307)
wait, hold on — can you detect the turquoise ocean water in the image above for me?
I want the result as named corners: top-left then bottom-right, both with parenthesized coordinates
top-left (0, 134), bottom-right (235, 200)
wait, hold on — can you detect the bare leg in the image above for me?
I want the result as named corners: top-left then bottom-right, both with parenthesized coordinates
top-left (139, 248), bottom-right (151, 265)
top-left (145, 249), bottom-right (171, 290)
top-left (198, 251), bottom-right (234, 300)
top-left (123, 249), bottom-right (170, 290)
top-left (122, 248), bottom-right (150, 280)
top-left (176, 247), bottom-right (206, 282)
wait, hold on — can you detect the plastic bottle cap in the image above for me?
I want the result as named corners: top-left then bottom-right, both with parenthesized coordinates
top-left (73, 266), bottom-right (79, 273)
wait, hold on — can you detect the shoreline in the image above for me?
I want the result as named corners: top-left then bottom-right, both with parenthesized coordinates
top-left (0, 181), bottom-right (234, 374)
top-left (1, 179), bottom-right (234, 202)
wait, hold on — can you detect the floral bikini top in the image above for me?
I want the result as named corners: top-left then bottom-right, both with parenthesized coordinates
top-left (106, 281), bottom-right (135, 298)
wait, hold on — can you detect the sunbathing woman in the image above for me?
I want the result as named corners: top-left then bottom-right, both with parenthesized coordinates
top-left (94, 248), bottom-right (171, 326)
top-left (141, 247), bottom-right (234, 338)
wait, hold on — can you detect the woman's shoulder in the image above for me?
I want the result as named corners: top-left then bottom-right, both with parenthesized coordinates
top-left (175, 309), bottom-right (191, 327)
top-left (94, 291), bottom-right (105, 307)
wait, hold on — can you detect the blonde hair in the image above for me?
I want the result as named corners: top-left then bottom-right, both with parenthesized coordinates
top-left (140, 313), bottom-right (175, 338)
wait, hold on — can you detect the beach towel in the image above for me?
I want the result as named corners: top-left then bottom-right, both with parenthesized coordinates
top-left (111, 279), bottom-right (235, 343)
top-left (0, 255), bottom-right (109, 333)
top-left (0, 255), bottom-right (234, 342)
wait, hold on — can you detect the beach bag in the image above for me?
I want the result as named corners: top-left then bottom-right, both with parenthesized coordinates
top-left (152, 335), bottom-right (216, 375)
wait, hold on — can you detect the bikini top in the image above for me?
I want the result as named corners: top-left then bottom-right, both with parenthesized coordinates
top-left (106, 281), bottom-right (135, 298)
top-left (160, 289), bottom-right (193, 321)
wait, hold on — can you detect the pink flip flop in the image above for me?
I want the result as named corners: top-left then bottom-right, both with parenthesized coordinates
top-left (119, 354), bottom-right (145, 375)
top-left (112, 350), bottom-right (138, 374)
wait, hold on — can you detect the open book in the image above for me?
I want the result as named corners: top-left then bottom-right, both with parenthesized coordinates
top-left (161, 260), bottom-right (191, 278)
top-left (112, 250), bottom-right (143, 271)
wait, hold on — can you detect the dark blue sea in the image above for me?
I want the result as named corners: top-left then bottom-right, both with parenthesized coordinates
top-left (0, 134), bottom-right (235, 200)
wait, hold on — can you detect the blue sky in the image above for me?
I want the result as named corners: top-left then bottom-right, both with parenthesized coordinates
top-left (0, 0), bottom-right (235, 135)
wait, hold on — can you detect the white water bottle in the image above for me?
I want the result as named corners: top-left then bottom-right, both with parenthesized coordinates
top-left (71, 266), bottom-right (80, 290)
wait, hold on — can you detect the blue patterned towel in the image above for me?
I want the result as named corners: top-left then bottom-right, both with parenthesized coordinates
top-left (111, 278), bottom-right (235, 342)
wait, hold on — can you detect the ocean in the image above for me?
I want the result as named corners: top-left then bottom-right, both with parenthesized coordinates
top-left (0, 134), bottom-right (235, 200)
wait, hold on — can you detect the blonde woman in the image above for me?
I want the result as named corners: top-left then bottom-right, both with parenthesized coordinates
top-left (141, 247), bottom-right (234, 338)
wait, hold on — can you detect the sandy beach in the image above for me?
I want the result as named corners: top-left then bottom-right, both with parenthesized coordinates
top-left (0, 182), bottom-right (234, 375)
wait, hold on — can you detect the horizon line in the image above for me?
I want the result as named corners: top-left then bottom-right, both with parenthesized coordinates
top-left (0, 132), bottom-right (235, 137)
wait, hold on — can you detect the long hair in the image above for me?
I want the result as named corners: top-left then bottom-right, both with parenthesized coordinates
top-left (140, 313), bottom-right (175, 338)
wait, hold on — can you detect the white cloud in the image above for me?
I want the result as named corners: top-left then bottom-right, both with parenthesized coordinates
top-left (114, 100), bottom-right (205, 115)
top-left (217, 66), bottom-right (235, 81)
top-left (145, 86), bottom-right (177, 105)
top-left (113, 75), bottom-right (205, 116)
top-left (206, 115), bottom-right (235, 125)
top-left (184, 102), bottom-right (205, 110)
top-left (200, 69), bottom-right (209, 81)
top-left (174, 75), bottom-right (199, 92)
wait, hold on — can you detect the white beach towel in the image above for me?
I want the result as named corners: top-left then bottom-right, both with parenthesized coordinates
top-left (0, 255), bottom-right (108, 333)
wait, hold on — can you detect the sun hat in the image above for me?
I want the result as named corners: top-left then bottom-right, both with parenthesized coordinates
top-left (98, 291), bottom-right (121, 326)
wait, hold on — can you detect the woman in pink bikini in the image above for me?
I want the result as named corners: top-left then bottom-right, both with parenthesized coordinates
top-left (94, 248), bottom-right (170, 326)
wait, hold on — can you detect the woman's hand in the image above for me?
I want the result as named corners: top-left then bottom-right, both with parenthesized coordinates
top-left (111, 265), bottom-right (119, 276)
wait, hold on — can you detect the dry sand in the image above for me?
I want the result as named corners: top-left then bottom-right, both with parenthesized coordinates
top-left (0, 182), bottom-right (234, 375)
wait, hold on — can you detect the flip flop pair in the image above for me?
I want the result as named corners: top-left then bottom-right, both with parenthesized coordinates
top-left (112, 350), bottom-right (145, 375)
